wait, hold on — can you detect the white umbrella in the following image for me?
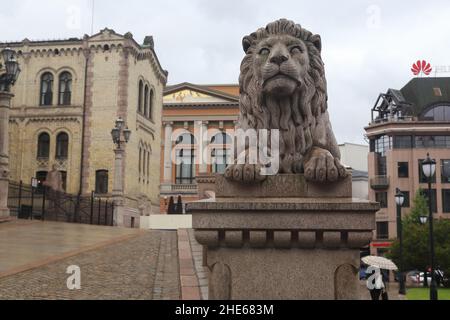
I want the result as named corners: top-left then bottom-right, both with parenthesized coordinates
top-left (361, 256), bottom-right (398, 271)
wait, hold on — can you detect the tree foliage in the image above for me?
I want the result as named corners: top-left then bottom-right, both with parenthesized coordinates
top-left (388, 190), bottom-right (450, 276)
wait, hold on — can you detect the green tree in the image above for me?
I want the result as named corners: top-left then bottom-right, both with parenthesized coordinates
top-left (388, 190), bottom-right (450, 286)
top-left (404, 189), bottom-right (428, 225)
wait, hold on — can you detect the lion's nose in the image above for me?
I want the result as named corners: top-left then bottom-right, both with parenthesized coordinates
top-left (270, 54), bottom-right (288, 66)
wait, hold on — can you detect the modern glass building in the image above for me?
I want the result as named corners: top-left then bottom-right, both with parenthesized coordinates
top-left (365, 77), bottom-right (450, 255)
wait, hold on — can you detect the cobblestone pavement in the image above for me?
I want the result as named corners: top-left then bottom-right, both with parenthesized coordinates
top-left (152, 231), bottom-right (181, 300)
top-left (0, 230), bottom-right (180, 300)
top-left (188, 229), bottom-right (209, 300)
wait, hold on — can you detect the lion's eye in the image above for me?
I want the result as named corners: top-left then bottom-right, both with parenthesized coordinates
top-left (290, 46), bottom-right (303, 54)
top-left (259, 48), bottom-right (270, 55)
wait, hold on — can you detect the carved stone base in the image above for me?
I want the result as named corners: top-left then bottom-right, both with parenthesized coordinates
top-left (188, 174), bottom-right (378, 300)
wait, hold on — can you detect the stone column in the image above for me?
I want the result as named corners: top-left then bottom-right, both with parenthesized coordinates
top-left (0, 92), bottom-right (13, 218)
top-left (199, 121), bottom-right (209, 174)
top-left (112, 147), bottom-right (125, 226)
top-left (163, 122), bottom-right (173, 183)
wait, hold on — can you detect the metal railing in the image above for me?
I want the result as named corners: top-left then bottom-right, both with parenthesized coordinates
top-left (370, 176), bottom-right (390, 190)
top-left (7, 181), bottom-right (114, 226)
top-left (171, 184), bottom-right (198, 192)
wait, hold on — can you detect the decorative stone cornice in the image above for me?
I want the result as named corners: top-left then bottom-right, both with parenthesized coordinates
top-left (195, 230), bottom-right (374, 250)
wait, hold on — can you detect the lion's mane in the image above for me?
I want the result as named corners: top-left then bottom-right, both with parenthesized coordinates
top-left (238, 19), bottom-right (329, 173)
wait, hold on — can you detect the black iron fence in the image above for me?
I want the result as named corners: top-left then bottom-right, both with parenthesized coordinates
top-left (8, 181), bottom-right (114, 226)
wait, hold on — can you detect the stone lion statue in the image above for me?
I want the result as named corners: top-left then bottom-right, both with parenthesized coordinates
top-left (225, 19), bottom-right (348, 183)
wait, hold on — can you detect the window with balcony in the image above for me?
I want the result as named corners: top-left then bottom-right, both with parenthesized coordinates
top-left (375, 192), bottom-right (388, 208)
top-left (175, 133), bottom-right (196, 185)
top-left (376, 222), bottom-right (389, 240)
top-left (211, 132), bottom-right (232, 174)
top-left (398, 162), bottom-right (409, 178)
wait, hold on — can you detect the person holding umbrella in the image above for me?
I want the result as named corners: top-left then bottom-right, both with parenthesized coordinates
top-left (362, 256), bottom-right (398, 300)
top-left (366, 266), bottom-right (385, 300)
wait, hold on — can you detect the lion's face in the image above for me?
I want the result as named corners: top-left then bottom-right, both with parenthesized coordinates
top-left (252, 35), bottom-right (310, 97)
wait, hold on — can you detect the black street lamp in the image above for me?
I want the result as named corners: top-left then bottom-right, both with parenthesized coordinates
top-left (0, 47), bottom-right (21, 92)
top-left (110, 117), bottom-right (131, 148)
top-left (395, 188), bottom-right (406, 295)
top-left (421, 153), bottom-right (438, 300)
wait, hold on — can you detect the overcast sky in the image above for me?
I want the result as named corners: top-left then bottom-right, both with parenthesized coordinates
top-left (1, 0), bottom-right (450, 144)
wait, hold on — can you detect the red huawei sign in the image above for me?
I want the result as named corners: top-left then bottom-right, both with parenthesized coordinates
top-left (411, 60), bottom-right (432, 76)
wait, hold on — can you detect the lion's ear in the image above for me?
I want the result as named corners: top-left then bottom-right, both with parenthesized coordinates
top-left (242, 36), bottom-right (253, 53)
top-left (310, 34), bottom-right (322, 53)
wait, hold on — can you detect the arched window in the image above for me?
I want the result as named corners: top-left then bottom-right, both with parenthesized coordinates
top-left (211, 132), bottom-right (232, 174)
top-left (142, 150), bottom-right (147, 182)
top-left (40, 73), bottom-right (54, 106)
top-left (139, 147), bottom-right (142, 181)
top-left (95, 170), bottom-right (109, 194)
top-left (147, 150), bottom-right (150, 183)
top-left (421, 104), bottom-right (450, 121)
top-left (149, 89), bottom-right (154, 120)
top-left (56, 132), bottom-right (69, 159)
top-left (175, 133), bottom-right (196, 184)
top-left (58, 72), bottom-right (72, 105)
top-left (138, 80), bottom-right (143, 113)
top-left (37, 133), bottom-right (50, 158)
top-left (144, 85), bottom-right (149, 118)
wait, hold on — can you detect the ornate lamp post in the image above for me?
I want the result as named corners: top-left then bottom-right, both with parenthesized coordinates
top-left (0, 48), bottom-right (21, 219)
top-left (110, 117), bottom-right (131, 226)
top-left (395, 188), bottom-right (406, 295)
top-left (421, 153), bottom-right (438, 300)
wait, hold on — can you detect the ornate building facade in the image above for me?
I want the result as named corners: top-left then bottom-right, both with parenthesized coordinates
top-left (3, 28), bottom-right (167, 217)
top-left (160, 83), bottom-right (239, 213)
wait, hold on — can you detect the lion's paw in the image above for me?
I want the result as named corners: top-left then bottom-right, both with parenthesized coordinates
top-left (304, 148), bottom-right (348, 183)
top-left (224, 164), bottom-right (267, 183)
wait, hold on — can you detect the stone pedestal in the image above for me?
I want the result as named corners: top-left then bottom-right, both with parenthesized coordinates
top-left (188, 174), bottom-right (379, 300)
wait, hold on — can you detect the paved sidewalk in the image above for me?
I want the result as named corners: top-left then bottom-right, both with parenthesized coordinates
top-left (0, 221), bottom-right (180, 300)
top-left (0, 220), bottom-right (139, 278)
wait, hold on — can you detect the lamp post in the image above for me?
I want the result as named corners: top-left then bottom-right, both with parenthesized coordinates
top-left (0, 47), bottom-right (21, 219)
top-left (395, 188), bottom-right (406, 295)
top-left (110, 117), bottom-right (131, 227)
top-left (421, 153), bottom-right (438, 300)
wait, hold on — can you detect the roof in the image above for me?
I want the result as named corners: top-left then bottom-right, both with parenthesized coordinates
top-left (164, 82), bottom-right (239, 103)
top-left (400, 77), bottom-right (450, 116)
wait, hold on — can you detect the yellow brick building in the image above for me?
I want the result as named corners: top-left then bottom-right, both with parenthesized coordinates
top-left (3, 28), bottom-right (167, 215)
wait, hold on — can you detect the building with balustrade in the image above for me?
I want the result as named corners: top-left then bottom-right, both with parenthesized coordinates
top-left (3, 28), bottom-right (167, 222)
top-left (365, 77), bottom-right (450, 255)
top-left (160, 83), bottom-right (239, 213)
